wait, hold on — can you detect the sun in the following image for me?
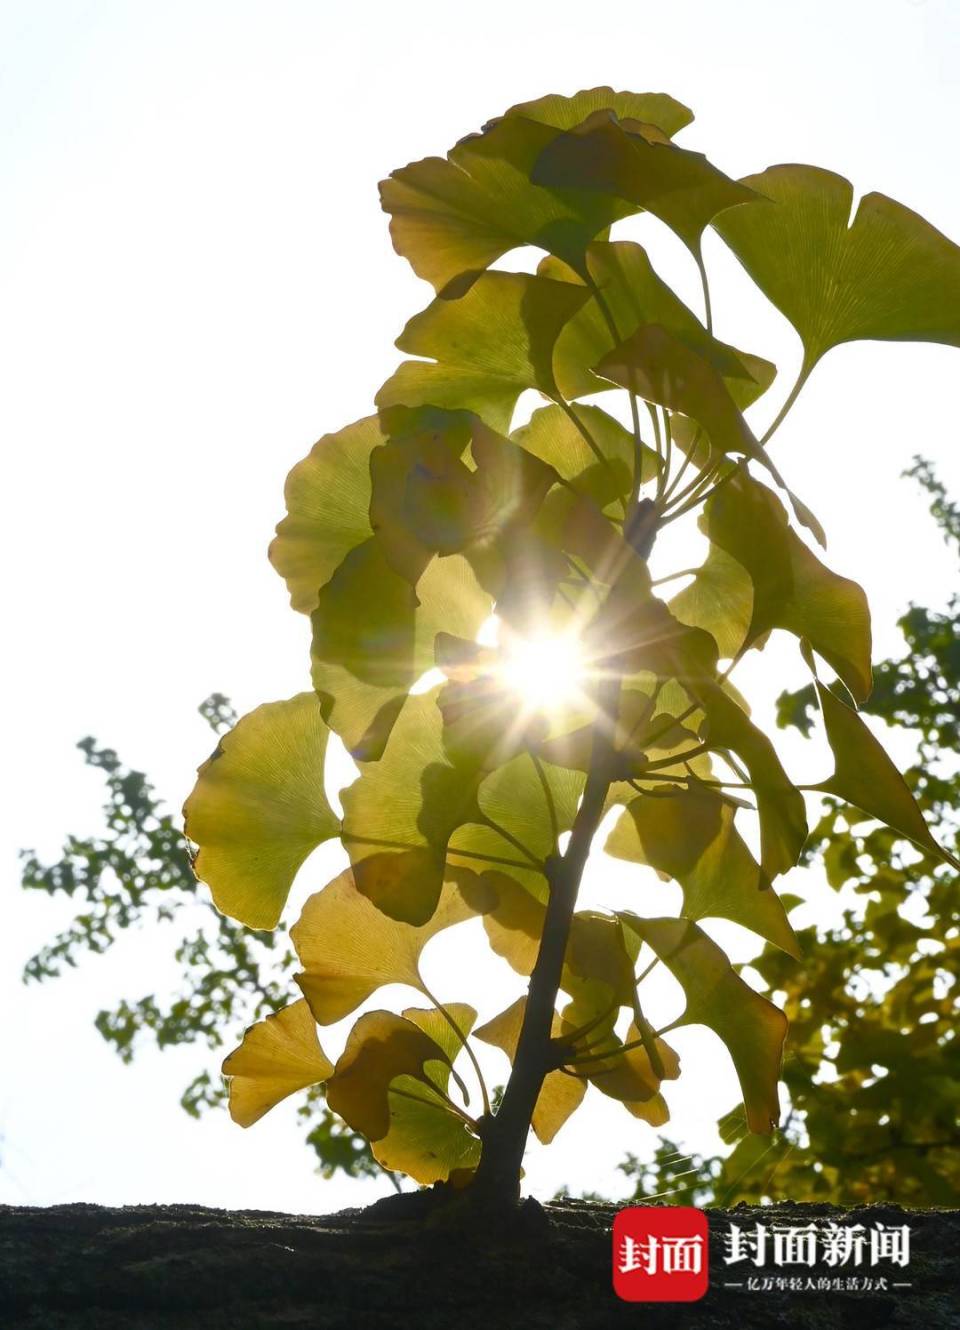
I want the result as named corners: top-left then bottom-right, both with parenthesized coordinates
top-left (499, 630), bottom-right (587, 714)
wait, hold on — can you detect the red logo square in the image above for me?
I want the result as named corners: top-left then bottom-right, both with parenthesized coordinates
top-left (613, 1206), bottom-right (709, 1302)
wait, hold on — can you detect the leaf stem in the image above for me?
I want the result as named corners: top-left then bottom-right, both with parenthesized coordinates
top-left (759, 363), bottom-right (812, 447)
top-left (419, 977), bottom-right (491, 1117)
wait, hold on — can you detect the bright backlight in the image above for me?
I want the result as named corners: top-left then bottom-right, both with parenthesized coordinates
top-left (500, 633), bottom-right (586, 712)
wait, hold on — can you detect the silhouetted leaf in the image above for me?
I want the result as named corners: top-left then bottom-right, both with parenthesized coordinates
top-left (184, 694), bottom-right (339, 929)
top-left (669, 543), bottom-right (753, 660)
top-left (376, 272), bottom-right (590, 432)
top-left (547, 241), bottom-right (775, 407)
top-left (814, 681), bottom-right (959, 868)
top-left (606, 783), bottom-right (800, 955)
top-left (370, 1004), bottom-right (482, 1184)
top-left (705, 469), bottom-right (872, 701)
top-left (311, 548), bottom-right (491, 760)
top-left (340, 690), bottom-right (483, 925)
top-left (326, 1010), bottom-right (461, 1143)
top-left (533, 117), bottom-right (757, 256)
top-left (621, 916), bottom-right (787, 1132)
top-left (475, 996), bottom-right (587, 1142)
top-left (292, 869), bottom-right (492, 1024)
top-left (223, 999), bottom-right (333, 1127)
top-left (504, 87), bottom-right (693, 137)
top-left (269, 416), bottom-right (383, 615)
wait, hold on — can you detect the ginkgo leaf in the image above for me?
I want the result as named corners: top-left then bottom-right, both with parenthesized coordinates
top-left (571, 1021), bottom-right (680, 1109)
top-left (449, 753), bottom-right (585, 899)
top-left (184, 694), bottom-right (339, 930)
top-left (503, 87), bottom-right (693, 138)
top-left (714, 164), bottom-right (960, 373)
top-left (223, 999), bottom-right (334, 1128)
top-left (669, 542), bottom-right (753, 660)
top-left (292, 869), bottom-right (493, 1024)
top-left (325, 1009), bottom-right (460, 1143)
top-left (532, 116), bottom-right (757, 256)
top-left (268, 415), bottom-right (383, 615)
top-left (479, 874), bottom-right (641, 1010)
top-left (474, 997), bottom-right (587, 1143)
top-left (371, 1004), bottom-right (482, 1184)
top-left (606, 783), bottom-right (800, 955)
top-left (311, 547), bottom-right (491, 760)
top-left (547, 241), bottom-right (776, 408)
top-left (340, 690), bottom-right (484, 925)
top-left (699, 683), bottom-right (808, 882)
top-left (376, 271), bottom-right (590, 433)
top-left (814, 681), bottom-right (959, 868)
top-left (621, 916), bottom-right (787, 1133)
top-left (704, 469), bottom-right (872, 701)
top-left (595, 324), bottom-right (766, 466)
top-left (380, 113), bottom-right (639, 295)
top-left (511, 403), bottom-right (644, 511)
top-left (368, 406), bottom-right (477, 585)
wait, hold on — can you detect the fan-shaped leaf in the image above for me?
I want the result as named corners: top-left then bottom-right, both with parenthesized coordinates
top-left (184, 694), bottom-right (339, 929)
top-left (474, 997), bottom-right (587, 1143)
top-left (292, 869), bottom-right (492, 1024)
top-left (370, 1004), bottom-right (482, 1184)
top-left (548, 241), bottom-right (775, 408)
top-left (533, 118), bottom-right (757, 256)
top-left (223, 999), bottom-right (333, 1127)
top-left (621, 916), bottom-right (787, 1133)
top-left (326, 1010), bottom-right (460, 1143)
top-left (669, 543), bottom-right (753, 660)
top-left (504, 87), bottom-right (693, 137)
top-left (814, 681), bottom-right (959, 868)
top-left (376, 272), bottom-right (590, 433)
top-left (311, 547), bottom-right (491, 760)
top-left (714, 164), bottom-right (960, 372)
top-left (606, 783), bottom-right (800, 955)
top-left (269, 415), bottom-right (383, 615)
top-left (705, 469), bottom-right (872, 701)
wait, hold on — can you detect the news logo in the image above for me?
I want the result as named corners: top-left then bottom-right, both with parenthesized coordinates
top-left (613, 1207), bottom-right (709, 1302)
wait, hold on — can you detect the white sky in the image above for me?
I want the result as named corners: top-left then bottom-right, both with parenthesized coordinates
top-left (2, 0), bottom-right (959, 1214)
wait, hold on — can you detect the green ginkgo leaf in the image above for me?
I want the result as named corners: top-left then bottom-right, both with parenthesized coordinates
top-left (380, 113), bottom-right (639, 296)
top-left (325, 1009), bottom-right (462, 1143)
top-left (547, 241), bottom-right (776, 408)
top-left (269, 415), bottom-right (383, 614)
top-left (311, 546), bottom-right (491, 760)
top-left (376, 271), bottom-right (590, 433)
top-left (369, 406), bottom-right (477, 585)
top-left (341, 690), bottom-right (483, 925)
top-left (620, 915), bottom-right (787, 1133)
top-left (595, 324), bottom-right (766, 465)
top-left (474, 997), bottom-right (587, 1143)
top-left (668, 542), bottom-right (754, 661)
top-left (511, 402), bottom-right (644, 511)
top-left (704, 469), bottom-right (872, 701)
top-left (184, 693), bottom-right (339, 929)
top-left (292, 869), bottom-right (492, 1024)
top-left (222, 999), bottom-right (334, 1127)
top-left (371, 1004), bottom-right (482, 1185)
top-left (503, 87), bottom-right (693, 137)
top-left (699, 683), bottom-right (808, 883)
top-left (606, 782), bottom-right (800, 955)
top-left (532, 117), bottom-right (757, 256)
top-left (714, 164), bottom-right (960, 374)
top-left (814, 681), bottom-right (959, 868)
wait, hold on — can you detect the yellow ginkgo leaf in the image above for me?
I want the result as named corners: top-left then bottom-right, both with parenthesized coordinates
top-left (475, 997), bottom-right (586, 1144)
top-left (222, 999), bottom-right (333, 1128)
top-left (371, 1004), bottom-right (482, 1185)
top-left (292, 869), bottom-right (492, 1024)
top-left (183, 693), bottom-right (339, 930)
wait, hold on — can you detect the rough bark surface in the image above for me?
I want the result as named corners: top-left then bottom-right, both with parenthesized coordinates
top-left (1, 1199), bottom-right (956, 1329)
